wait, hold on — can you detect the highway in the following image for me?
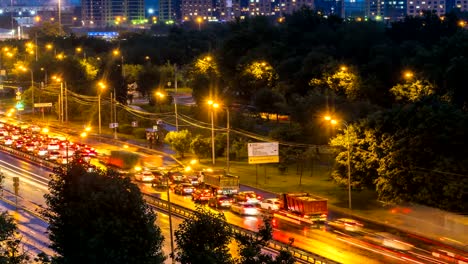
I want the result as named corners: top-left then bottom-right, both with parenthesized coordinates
top-left (0, 145), bottom-right (465, 263)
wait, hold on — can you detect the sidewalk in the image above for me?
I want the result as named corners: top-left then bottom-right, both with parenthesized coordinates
top-left (26, 115), bottom-right (468, 253)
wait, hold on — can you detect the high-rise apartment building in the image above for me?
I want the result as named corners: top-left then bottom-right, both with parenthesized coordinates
top-left (180, 0), bottom-right (216, 21)
top-left (406, 0), bottom-right (445, 16)
top-left (278, 0), bottom-right (314, 16)
top-left (81, 0), bottom-right (145, 27)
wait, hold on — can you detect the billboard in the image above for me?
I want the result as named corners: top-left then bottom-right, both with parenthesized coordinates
top-left (247, 142), bottom-right (279, 164)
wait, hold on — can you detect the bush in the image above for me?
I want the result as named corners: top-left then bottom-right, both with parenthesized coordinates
top-left (119, 124), bottom-right (133, 135)
top-left (133, 128), bottom-right (147, 139)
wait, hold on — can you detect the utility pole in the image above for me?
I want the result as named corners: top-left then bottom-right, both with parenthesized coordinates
top-left (174, 64), bottom-right (178, 131)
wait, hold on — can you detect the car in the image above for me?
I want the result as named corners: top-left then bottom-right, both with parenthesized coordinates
top-left (23, 143), bottom-right (36, 152)
top-left (173, 183), bottom-right (195, 195)
top-left (208, 195), bottom-right (235, 208)
top-left (186, 176), bottom-right (199, 186)
top-left (328, 218), bottom-right (363, 232)
top-left (151, 176), bottom-right (169, 189)
top-left (230, 203), bottom-right (259, 216)
top-left (134, 171), bottom-right (156, 182)
top-left (35, 147), bottom-right (49, 157)
top-left (234, 191), bottom-right (262, 204)
top-left (47, 151), bottom-right (61, 161)
top-left (191, 189), bottom-right (213, 203)
top-left (47, 143), bottom-right (60, 150)
top-left (168, 171), bottom-right (186, 184)
top-left (13, 140), bottom-right (24, 149)
top-left (4, 137), bottom-right (13, 146)
top-left (260, 198), bottom-right (281, 212)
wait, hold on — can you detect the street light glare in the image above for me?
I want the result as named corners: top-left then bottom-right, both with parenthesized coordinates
top-left (324, 115), bottom-right (332, 121)
top-left (330, 119), bottom-right (338, 125)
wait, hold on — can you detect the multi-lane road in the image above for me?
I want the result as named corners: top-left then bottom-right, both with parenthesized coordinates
top-left (0, 140), bottom-right (466, 263)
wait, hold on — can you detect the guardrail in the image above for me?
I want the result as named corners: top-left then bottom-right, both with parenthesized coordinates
top-left (143, 194), bottom-right (340, 264)
top-left (0, 145), bottom-right (340, 264)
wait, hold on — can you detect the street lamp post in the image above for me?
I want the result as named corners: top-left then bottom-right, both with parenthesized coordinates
top-left (113, 88), bottom-right (117, 139)
top-left (166, 175), bottom-right (175, 263)
top-left (174, 64), bottom-right (179, 131)
top-left (325, 116), bottom-right (352, 210)
top-left (207, 100), bottom-right (219, 165)
top-left (98, 82), bottom-right (106, 135)
top-left (165, 165), bottom-right (191, 263)
top-left (52, 76), bottom-right (64, 123)
top-left (226, 107), bottom-right (230, 174)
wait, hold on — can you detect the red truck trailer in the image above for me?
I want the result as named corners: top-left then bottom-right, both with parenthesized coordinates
top-left (273, 193), bottom-right (328, 226)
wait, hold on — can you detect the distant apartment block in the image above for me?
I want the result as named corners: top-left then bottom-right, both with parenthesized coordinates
top-left (81, 0), bottom-right (145, 27)
top-left (279, 0), bottom-right (314, 16)
top-left (181, 0), bottom-right (216, 20)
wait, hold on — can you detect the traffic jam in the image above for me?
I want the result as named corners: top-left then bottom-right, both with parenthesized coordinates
top-left (0, 118), bottom-right (466, 264)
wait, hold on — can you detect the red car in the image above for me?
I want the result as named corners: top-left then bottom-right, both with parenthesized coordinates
top-left (191, 189), bottom-right (213, 203)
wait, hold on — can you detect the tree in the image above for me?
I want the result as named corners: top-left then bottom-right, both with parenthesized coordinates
top-left (165, 130), bottom-right (192, 158)
top-left (0, 211), bottom-right (30, 263)
top-left (190, 135), bottom-right (211, 159)
top-left (42, 162), bottom-right (166, 264)
top-left (235, 216), bottom-right (295, 264)
top-left (390, 79), bottom-right (435, 102)
top-left (174, 207), bottom-right (234, 264)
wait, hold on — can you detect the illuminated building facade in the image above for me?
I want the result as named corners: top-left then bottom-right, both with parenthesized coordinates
top-left (81, 0), bottom-right (145, 27)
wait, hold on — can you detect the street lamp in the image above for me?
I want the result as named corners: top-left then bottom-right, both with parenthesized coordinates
top-left (98, 82), bottom-right (106, 134)
top-left (165, 164), bottom-right (191, 263)
top-left (403, 70), bottom-right (414, 80)
top-left (155, 91), bottom-right (165, 112)
top-left (52, 75), bottom-right (64, 123)
top-left (196, 17), bottom-right (202, 31)
top-left (325, 115), bottom-right (352, 210)
top-left (18, 65), bottom-right (34, 114)
top-left (207, 100), bottom-right (219, 165)
top-left (112, 49), bottom-right (124, 78)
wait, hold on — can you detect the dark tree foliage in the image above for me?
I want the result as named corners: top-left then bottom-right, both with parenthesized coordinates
top-left (42, 162), bottom-right (165, 264)
top-left (0, 211), bottom-right (30, 263)
top-left (235, 216), bottom-right (295, 264)
top-left (174, 207), bottom-right (233, 264)
top-left (332, 97), bottom-right (468, 212)
top-left (388, 11), bottom-right (460, 46)
top-left (174, 208), bottom-right (296, 264)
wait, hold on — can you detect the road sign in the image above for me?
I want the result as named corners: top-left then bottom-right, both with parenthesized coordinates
top-left (247, 142), bottom-right (279, 164)
top-left (34, 102), bottom-right (53, 107)
top-left (248, 156), bottom-right (280, 164)
top-left (13, 177), bottom-right (19, 196)
top-left (109, 123), bottom-right (119, 128)
top-left (131, 121), bottom-right (138, 127)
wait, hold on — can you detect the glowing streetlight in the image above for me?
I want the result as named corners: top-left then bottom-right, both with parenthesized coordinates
top-left (404, 71), bottom-right (414, 80)
top-left (196, 17), bottom-right (203, 31)
top-left (325, 115), bottom-right (352, 210)
top-left (155, 91), bottom-right (165, 112)
top-left (98, 82), bottom-right (107, 134)
top-left (52, 75), bottom-right (64, 123)
top-left (207, 100), bottom-right (218, 165)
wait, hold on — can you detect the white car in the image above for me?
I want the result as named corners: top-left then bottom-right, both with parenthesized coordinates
top-left (230, 203), bottom-right (259, 216)
top-left (260, 198), bottom-right (281, 212)
top-left (328, 218), bottom-right (363, 232)
top-left (134, 171), bottom-right (155, 182)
